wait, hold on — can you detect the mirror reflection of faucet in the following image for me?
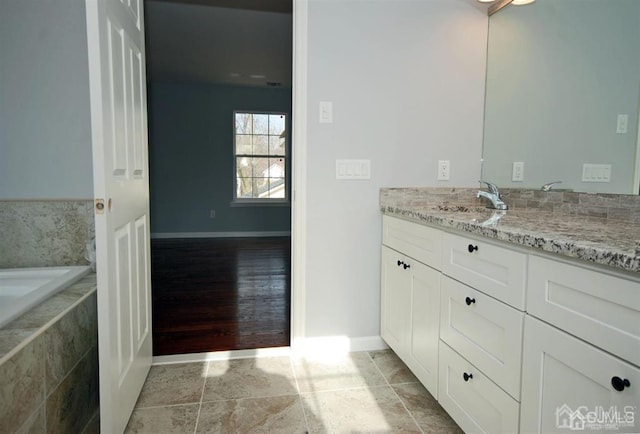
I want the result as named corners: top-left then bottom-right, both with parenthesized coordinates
top-left (477, 181), bottom-right (508, 210)
top-left (541, 181), bottom-right (562, 191)
top-left (471, 210), bottom-right (507, 228)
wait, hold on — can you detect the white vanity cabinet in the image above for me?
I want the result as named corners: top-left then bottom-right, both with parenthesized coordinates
top-left (380, 214), bottom-right (640, 434)
top-left (380, 216), bottom-right (442, 397)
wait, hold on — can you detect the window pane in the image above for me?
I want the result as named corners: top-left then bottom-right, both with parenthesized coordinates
top-left (268, 157), bottom-right (285, 179)
top-left (235, 135), bottom-right (252, 155)
top-left (268, 178), bottom-right (286, 198)
top-left (269, 114), bottom-right (285, 136)
top-left (269, 136), bottom-right (286, 156)
top-left (235, 113), bottom-right (252, 134)
top-left (253, 135), bottom-right (269, 154)
top-left (236, 177), bottom-right (253, 198)
top-left (253, 157), bottom-right (270, 178)
top-left (236, 157), bottom-right (252, 179)
top-left (253, 114), bottom-right (269, 134)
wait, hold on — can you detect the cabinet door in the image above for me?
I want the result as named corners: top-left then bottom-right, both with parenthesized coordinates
top-left (407, 260), bottom-right (441, 398)
top-left (439, 341), bottom-right (520, 434)
top-left (440, 276), bottom-right (524, 400)
top-left (521, 316), bottom-right (640, 434)
top-left (380, 246), bottom-right (411, 357)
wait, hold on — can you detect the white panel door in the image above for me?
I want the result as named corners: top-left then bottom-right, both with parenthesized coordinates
top-left (85, 0), bottom-right (152, 432)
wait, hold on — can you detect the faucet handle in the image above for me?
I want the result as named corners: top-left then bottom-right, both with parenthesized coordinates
top-left (478, 180), bottom-right (499, 195)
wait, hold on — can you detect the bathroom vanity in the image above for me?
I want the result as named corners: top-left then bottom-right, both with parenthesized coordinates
top-left (380, 188), bottom-right (640, 433)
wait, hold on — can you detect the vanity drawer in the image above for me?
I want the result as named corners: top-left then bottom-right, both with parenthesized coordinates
top-left (442, 232), bottom-right (527, 310)
top-left (438, 341), bottom-right (520, 434)
top-left (440, 276), bottom-right (524, 399)
top-left (382, 215), bottom-right (442, 269)
top-left (527, 255), bottom-right (640, 367)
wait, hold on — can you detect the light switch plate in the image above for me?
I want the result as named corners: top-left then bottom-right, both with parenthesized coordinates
top-left (336, 159), bottom-right (370, 180)
top-left (319, 101), bottom-right (333, 123)
top-left (582, 163), bottom-right (611, 182)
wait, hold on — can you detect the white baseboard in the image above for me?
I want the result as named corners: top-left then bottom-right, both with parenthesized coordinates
top-left (152, 346), bottom-right (293, 365)
top-left (151, 231), bottom-right (291, 239)
top-left (291, 335), bottom-right (388, 356)
top-left (151, 336), bottom-right (388, 365)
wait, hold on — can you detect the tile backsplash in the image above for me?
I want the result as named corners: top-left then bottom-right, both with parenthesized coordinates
top-left (379, 187), bottom-right (640, 224)
top-left (0, 200), bottom-right (94, 268)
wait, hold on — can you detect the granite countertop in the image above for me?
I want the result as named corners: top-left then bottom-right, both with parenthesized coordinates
top-left (381, 188), bottom-right (640, 273)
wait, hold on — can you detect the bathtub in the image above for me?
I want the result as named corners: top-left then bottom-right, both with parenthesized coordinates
top-left (0, 266), bottom-right (91, 328)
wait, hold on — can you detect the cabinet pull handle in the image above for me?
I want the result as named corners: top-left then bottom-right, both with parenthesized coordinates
top-left (465, 297), bottom-right (476, 306)
top-left (611, 376), bottom-right (631, 391)
top-left (468, 244), bottom-right (478, 253)
top-left (397, 260), bottom-right (403, 267)
top-left (403, 263), bottom-right (410, 270)
top-left (463, 372), bottom-right (473, 382)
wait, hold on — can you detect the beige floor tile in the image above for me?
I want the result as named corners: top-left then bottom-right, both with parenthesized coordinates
top-left (292, 351), bottom-right (387, 393)
top-left (125, 404), bottom-right (199, 434)
top-left (135, 362), bottom-right (207, 408)
top-left (202, 357), bottom-right (298, 401)
top-left (369, 349), bottom-right (419, 385)
top-left (301, 385), bottom-right (421, 433)
top-left (393, 382), bottom-right (463, 434)
top-left (196, 395), bottom-right (307, 433)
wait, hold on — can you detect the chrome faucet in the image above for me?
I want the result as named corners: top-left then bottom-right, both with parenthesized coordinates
top-left (477, 181), bottom-right (508, 210)
top-left (541, 181), bottom-right (562, 192)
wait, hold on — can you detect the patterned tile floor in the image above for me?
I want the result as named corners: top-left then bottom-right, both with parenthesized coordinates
top-left (125, 349), bottom-right (463, 434)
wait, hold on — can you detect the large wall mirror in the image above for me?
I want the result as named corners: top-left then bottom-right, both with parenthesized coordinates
top-left (481, 0), bottom-right (640, 194)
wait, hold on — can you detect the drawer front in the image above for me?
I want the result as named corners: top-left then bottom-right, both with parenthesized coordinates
top-left (438, 341), bottom-right (520, 434)
top-left (528, 255), bottom-right (640, 367)
top-left (521, 316), bottom-right (640, 434)
top-left (440, 276), bottom-right (524, 399)
top-left (442, 232), bottom-right (527, 310)
top-left (382, 215), bottom-right (442, 269)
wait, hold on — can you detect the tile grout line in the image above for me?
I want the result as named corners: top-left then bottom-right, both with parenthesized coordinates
top-left (366, 351), bottom-right (425, 434)
top-left (289, 354), bottom-right (312, 433)
top-left (193, 360), bottom-right (210, 434)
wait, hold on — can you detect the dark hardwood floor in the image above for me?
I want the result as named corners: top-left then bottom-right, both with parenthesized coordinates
top-left (151, 237), bottom-right (291, 356)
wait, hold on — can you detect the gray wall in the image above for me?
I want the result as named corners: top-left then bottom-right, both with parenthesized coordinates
top-left (303, 0), bottom-right (488, 340)
top-left (147, 82), bottom-right (292, 235)
top-left (0, 0), bottom-right (93, 199)
top-left (482, 0), bottom-right (640, 193)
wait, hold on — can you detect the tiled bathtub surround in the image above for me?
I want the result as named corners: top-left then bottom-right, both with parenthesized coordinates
top-left (381, 187), bottom-right (640, 272)
top-left (0, 274), bottom-right (99, 434)
top-left (0, 200), bottom-right (94, 268)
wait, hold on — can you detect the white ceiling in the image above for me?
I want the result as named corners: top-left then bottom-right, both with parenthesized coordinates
top-left (144, 0), bottom-right (293, 87)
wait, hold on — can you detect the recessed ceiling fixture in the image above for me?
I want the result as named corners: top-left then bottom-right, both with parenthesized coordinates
top-left (511, 0), bottom-right (535, 4)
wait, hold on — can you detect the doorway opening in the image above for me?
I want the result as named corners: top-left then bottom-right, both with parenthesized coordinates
top-left (144, 0), bottom-right (293, 355)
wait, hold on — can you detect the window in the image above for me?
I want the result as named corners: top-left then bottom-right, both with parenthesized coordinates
top-left (234, 111), bottom-right (288, 202)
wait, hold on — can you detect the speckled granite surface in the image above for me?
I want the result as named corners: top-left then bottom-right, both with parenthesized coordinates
top-left (381, 188), bottom-right (640, 273)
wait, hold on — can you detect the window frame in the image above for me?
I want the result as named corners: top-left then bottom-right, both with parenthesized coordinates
top-left (232, 110), bottom-right (290, 205)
